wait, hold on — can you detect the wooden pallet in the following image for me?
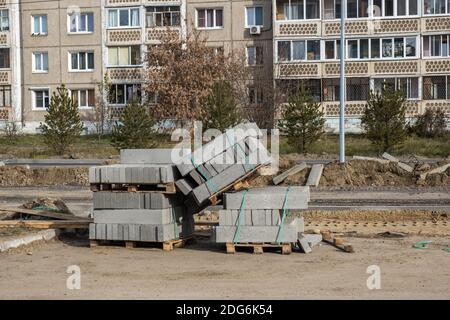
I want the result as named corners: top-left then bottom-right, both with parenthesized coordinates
top-left (0, 220), bottom-right (91, 229)
top-left (208, 164), bottom-right (262, 205)
top-left (89, 236), bottom-right (194, 251)
top-left (321, 231), bottom-right (354, 253)
top-left (225, 242), bottom-right (292, 255)
top-left (90, 182), bottom-right (176, 193)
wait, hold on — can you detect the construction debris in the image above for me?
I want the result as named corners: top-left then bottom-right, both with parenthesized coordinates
top-left (272, 162), bottom-right (307, 185)
top-left (306, 164), bottom-right (324, 187)
top-left (419, 163), bottom-right (450, 180)
top-left (381, 152), bottom-right (414, 173)
top-left (352, 156), bottom-right (389, 164)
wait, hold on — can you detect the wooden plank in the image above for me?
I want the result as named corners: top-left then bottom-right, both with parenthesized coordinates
top-left (0, 220), bottom-right (90, 229)
top-left (321, 231), bottom-right (354, 253)
top-left (0, 206), bottom-right (88, 221)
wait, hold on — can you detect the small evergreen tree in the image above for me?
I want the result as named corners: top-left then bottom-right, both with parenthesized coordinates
top-left (39, 85), bottom-right (84, 155)
top-left (111, 99), bottom-right (158, 150)
top-left (413, 108), bottom-right (447, 138)
top-left (361, 86), bottom-right (408, 152)
top-left (202, 81), bottom-right (242, 132)
top-left (279, 86), bottom-right (325, 154)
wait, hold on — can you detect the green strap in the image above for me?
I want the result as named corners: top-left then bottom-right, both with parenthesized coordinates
top-left (232, 189), bottom-right (248, 244)
top-left (224, 131), bottom-right (255, 171)
top-left (190, 156), bottom-right (219, 194)
top-left (172, 207), bottom-right (179, 240)
top-left (31, 204), bottom-right (60, 212)
top-left (275, 186), bottom-right (292, 245)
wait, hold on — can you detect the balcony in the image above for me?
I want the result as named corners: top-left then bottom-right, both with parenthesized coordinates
top-left (0, 70), bottom-right (10, 84)
top-left (0, 31), bottom-right (9, 46)
top-left (107, 29), bottom-right (142, 45)
top-left (146, 27), bottom-right (180, 43)
top-left (106, 0), bottom-right (140, 7)
top-left (275, 62), bottom-right (321, 78)
top-left (107, 67), bottom-right (143, 82)
top-left (422, 58), bottom-right (450, 74)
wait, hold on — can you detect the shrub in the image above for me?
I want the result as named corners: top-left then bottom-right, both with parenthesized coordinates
top-left (413, 108), bottom-right (447, 138)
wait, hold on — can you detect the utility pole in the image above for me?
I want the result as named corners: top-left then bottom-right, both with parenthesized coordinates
top-left (339, 0), bottom-right (346, 164)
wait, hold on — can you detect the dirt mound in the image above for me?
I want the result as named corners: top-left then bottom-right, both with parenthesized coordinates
top-left (0, 166), bottom-right (88, 187)
top-left (250, 159), bottom-right (450, 188)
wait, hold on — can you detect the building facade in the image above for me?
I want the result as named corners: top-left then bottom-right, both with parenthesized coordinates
top-left (0, 0), bottom-right (449, 133)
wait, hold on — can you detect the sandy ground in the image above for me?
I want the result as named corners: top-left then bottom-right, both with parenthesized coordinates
top-left (0, 235), bottom-right (449, 299)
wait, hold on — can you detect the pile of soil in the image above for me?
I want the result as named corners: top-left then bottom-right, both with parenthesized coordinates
top-left (251, 158), bottom-right (450, 188)
top-left (23, 197), bottom-right (72, 214)
top-left (0, 166), bottom-right (89, 187)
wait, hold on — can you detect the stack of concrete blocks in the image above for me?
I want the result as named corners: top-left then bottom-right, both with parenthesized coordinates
top-left (175, 123), bottom-right (272, 211)
top-left (89, 149), bottom-right (194, 243)
top-left (215, 187), bottom-right (310, 243)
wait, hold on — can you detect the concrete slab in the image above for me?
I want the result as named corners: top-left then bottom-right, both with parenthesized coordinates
top-left (93, 192), bottom-right (180, 209)
top-left (93, 207), bottom-right (184, 225)
top-left (89, 164), bottom-right (179, 184)
top-left (306, 164), bottom-right (324, 187)
top-left (382, 152), bottom-right (414, 173)
top-left (215, 224), bottom-right (299, 243)
top-left (224, 187), bottom-right (310, 210)
top-left (273, 163), bottom-right (307, 185)
top-left (175, 178), bottom-right (195, 196)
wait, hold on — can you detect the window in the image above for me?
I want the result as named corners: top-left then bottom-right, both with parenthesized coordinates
top-left (347, 0), bottom-right (369, 18)
top-left (323, 0), bottom-right (341, 19)
top-left (197, 8), bottom-right (223, 28)
top-left (0, 10), bottom-right (9, 31)
top-left (423, 76), bottom-right (450, 99)
top-left (324, 40), bottom-right (341, 59)
top-left (32, 15), bottom-right (47, 35)
top-left (277, 40), bottom-right (320, 62)
top-left (70, 52), bottom-right (94, 71)
top-left (109, 84), bottom-right (141, 105)
top-left (71, 89), bottom-right (95, 108)
top-left (365, 36), bottom-right (417, 59)
top-left (108, 46), bottom-right (141, 66)
top-left (374, 77), bottom-right (419, 99)
top-left (248, 86), bottom-right (264, 104)
top-left (246, 6), bottom-right (263, 27)
top-left (423, 35), bottom-right (450, 57)
top-left (32, 89), bottom-right (50, 109)
top-left (32, 52), bottom-right (48, 72)
top-left (372, 0), bottom-right (418, 16)
top-left (347, 77), bottom-right (369, 101)
top-left (323, 78), bottom-right (340, 101)
top-left (108, 8), bottom-right (140, 27)
top-left (146, 6), bottom-right (180, 27)
top-left (279, 0), bottom-right (320, 20)
top-left (0, 48), bottom-right (9, 68)
top-left (0, 85), bottom-right (11, 107)
top-left (68, 13), bottom-right (94, 33)
top-left (246, 46), bottom-right (263, 66)
top-left (424, 0), bottom-right (450, 14)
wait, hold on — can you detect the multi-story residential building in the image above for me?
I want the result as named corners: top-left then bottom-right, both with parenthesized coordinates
top-left (0, 1), bottom-right (449, 133)
top-left (20, 0), bottom-right (103, 132)
top-left (273, 0), bottom-right (450, 132)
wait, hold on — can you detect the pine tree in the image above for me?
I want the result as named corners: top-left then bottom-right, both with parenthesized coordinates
top-left (279, 86), bottom-right (325, 154)
top-left (361, 86), bottom-right (408, 152)
top-left (111, 99), bottom-right (158, 150)
top-left (39, 85), bottom-right (84, 155)
top-left (202, 81), bottom-right (242, 132)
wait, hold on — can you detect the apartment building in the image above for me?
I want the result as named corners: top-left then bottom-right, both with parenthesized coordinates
top-left (273, 0), bottom-right (450, 132)
top-left (0, 1), bottom-right (449, 132)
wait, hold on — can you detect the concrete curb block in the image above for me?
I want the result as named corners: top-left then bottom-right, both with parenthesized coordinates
top-left (0, 229), bottom-right (57, 252)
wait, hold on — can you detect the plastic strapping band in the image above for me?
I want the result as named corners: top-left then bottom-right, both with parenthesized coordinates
top-left (275, 185), bottom-right (292, 245)
top-left (232, 189), bottom-right (248, 244)
top-left (224, 131), bottom-right (255, 171)
top-left (190, 156), bottom-right (219, 194)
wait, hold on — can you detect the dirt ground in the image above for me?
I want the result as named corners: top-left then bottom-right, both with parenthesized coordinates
top-left (0, 235), bottom-right (449, 299)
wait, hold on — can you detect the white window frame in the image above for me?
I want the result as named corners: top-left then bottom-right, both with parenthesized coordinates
top-left (324, 39), bottom-right (341, 60)
top-left (0, 9), bottom-right (9, 31)
top-left (68, 51), bottom-right (95, 72)
top-left (372, 0), bottom-right (420, 18)
top-left (245, 6), bottom-right (264, 27)
top-left (422, 34), bottom-right (450, 58)
top-left (246, 46), bottom-right (263, 66)
top-left (32, 52), bottom-right (48, 73)
top-left (276, 39), bottom-right (321, 62)
top-left (107, 46), bottom-right (141, 67)
top-left (31, 14), bottom-right (48, 35)
top-left (31, 88), bottom-right (50, 110)
top-left (423, 0), bottom-right (450, 15)
top-left (344, 36), bottom-right (418, 60)
top-left (145, 6), bottom-right (181, 28)
top-left (281, 0), bottom-right (321, 21)
top-left (107, 7), bottom-right (140, 28)
top-left (70, 89), bottom-right (95, 109)
top-left (109, 83), bottom-right (141, 106)
top-left (373, 77), bottom-right (420, 100)
top-left (196, 8), bottom-right (224, 29)
top-left (67, 12), bottom-right (94, 34)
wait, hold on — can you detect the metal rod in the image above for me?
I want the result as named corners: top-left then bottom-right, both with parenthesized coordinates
top-left (339, 0), bottom-right (346, 164)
